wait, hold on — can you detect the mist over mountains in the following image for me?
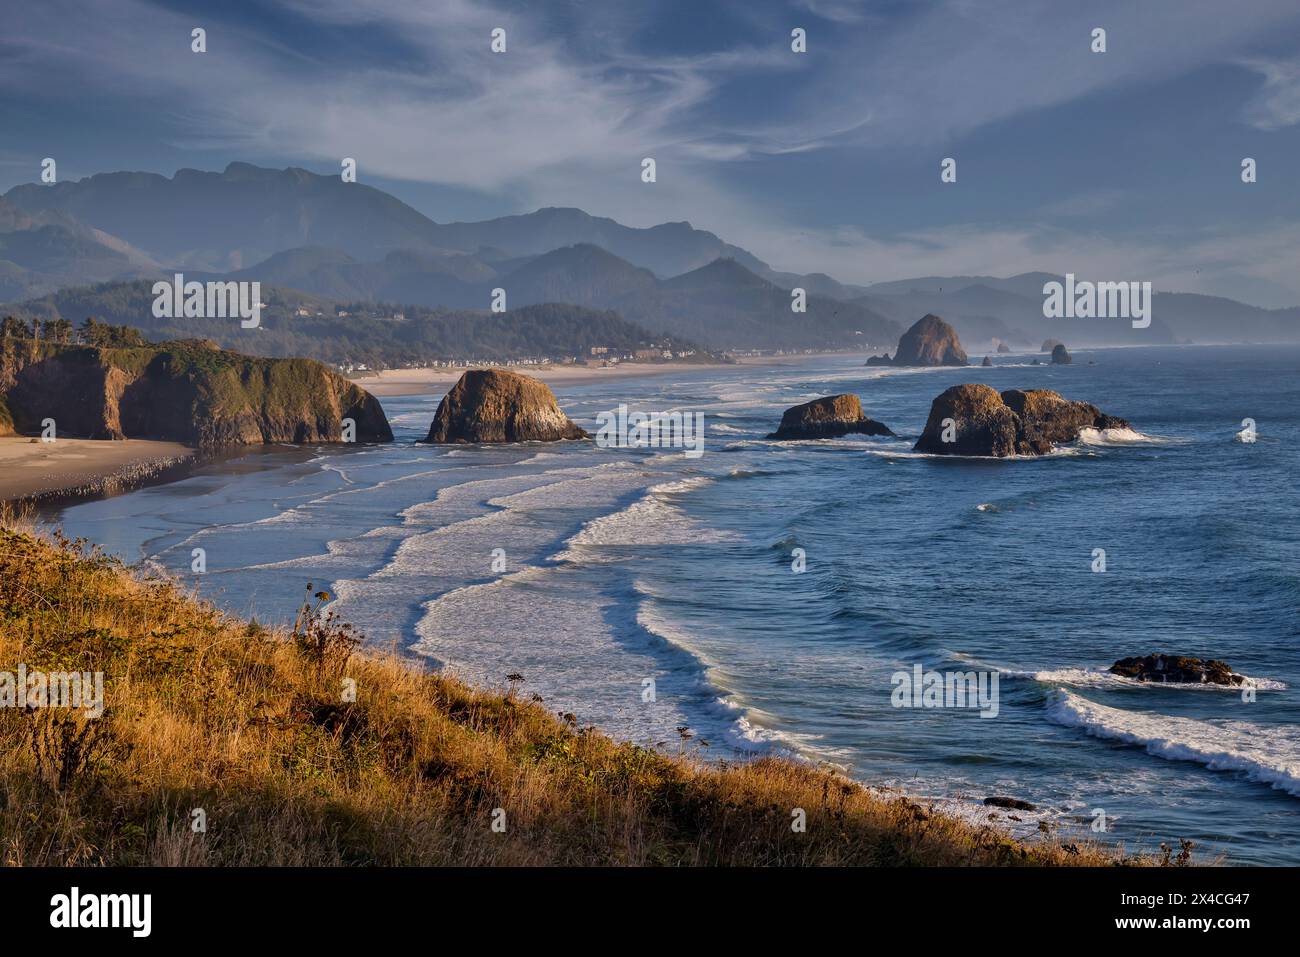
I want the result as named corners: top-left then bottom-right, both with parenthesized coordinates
top-left (2, 162), bottom-right (1297, 354)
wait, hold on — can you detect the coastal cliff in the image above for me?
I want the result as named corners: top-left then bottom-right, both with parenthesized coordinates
top-left (0, 337), bottom-right (392, 446)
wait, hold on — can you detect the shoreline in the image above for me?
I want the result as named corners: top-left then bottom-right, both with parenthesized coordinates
top-left (0, 437), bottom-right (198, 509)
top-left (348, 354), bottom-right (854, 396)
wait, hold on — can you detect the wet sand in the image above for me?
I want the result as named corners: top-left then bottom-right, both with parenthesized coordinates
top-left (0, 437), bottom-right (195, 503)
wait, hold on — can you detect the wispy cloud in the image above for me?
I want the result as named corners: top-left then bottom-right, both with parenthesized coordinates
top-left (1240, 57), bottom-right (1300, 129)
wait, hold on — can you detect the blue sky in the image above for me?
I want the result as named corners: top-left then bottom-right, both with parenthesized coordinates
top-left (3, 0), bottom-right (1300, 304)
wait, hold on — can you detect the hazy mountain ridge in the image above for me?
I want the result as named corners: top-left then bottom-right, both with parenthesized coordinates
top-left (3, 163), bottom-right (1297, 348)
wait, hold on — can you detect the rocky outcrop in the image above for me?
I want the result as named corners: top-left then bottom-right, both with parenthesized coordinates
top-left (865, 354), bottom-right (893, 366)
top-left (1051, 343), bottom-right (1071, 365)
top-left (913, 385), bottom-right (1129, 456)
top-left (766, 394), bottom-right (893, 440)
top-left (996, 342), bottom-right (1011, 354)
top-left (892, 315), bottom-right (968, 366)
top-left (984, 796), bottom-right (1036, 811)
top-left (0, 337), bottom-right (393, 446)
top-left (981, 355), bottom-right (992, 367)
top-left (425, 369), bottom-right (588, 443)
top-left (1041, 339), bottom-right (1063, 353)
top-left (1110, 655), bottom-right (1243, 686)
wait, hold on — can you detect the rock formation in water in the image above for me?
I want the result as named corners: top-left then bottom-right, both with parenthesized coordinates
top-left (0, 336), bottom-right (392, 446)
top-left (1041, 339), bottom-right (1063, 353)
top-left (425, 369), bottom-right (588, 443)
top-left (1110, 655), bottom-right (1243, 686)
top-left (996, 342), bottom-right (1011, 354)
top-left (864, 314), bottom-right (968, 368)
top-left (913, 384), bottom-right (1129, 456)
top-left (1051, 343), bottom-right (1072, 365)
top-left (892, 315), bottom-right (968, 366)
top-left (981, 355), bottom-right (993, 367)
top-left (766, 394), bottom-right (893, 440)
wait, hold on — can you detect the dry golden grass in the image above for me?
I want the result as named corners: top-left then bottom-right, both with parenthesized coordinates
top-left (0, 516), bottom-right (1155, 867)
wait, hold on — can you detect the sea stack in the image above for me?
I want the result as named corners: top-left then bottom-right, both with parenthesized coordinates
top-left (1110, 655), bottom-right (1243, 686)
top-left (913, 385), bottom-right (1129, 457)
top-left (868, 315), bottom-right (968, 367)
top-left (981, 355), bottom-right (993, 367)
top-left (425, 369), bottom-right (588, 443)
top-left (1051, 343), bottom-right (1072, 365)
top-left (1041, 339), bottom-right (1063, 353)
top-left (767, 394), bottom-right (893, 440)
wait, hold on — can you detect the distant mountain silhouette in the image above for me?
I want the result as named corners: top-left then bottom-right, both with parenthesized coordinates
top-left (4, 163), bottom-right (1298, 347)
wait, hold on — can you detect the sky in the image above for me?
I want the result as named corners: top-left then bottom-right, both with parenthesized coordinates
top-left (3, 0), bottom-right (1300, 305)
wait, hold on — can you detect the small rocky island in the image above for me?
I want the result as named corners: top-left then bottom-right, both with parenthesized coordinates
top-left (1050, 343), bottom-right (1072, 365)
top-left (425, 369), bottom-right (589, 443)
top-left (1110, 655), bottom-right (1243, 686)
top-left (767, 394), bottom-right (893, 440)
top-left (866, 314), bottom-right (968, 367)
top-left (913, 384), bottom-right (1129, 456)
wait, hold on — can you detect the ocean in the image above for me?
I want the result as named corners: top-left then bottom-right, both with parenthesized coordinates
top-left (51, 344), bottom-right (1300, 865)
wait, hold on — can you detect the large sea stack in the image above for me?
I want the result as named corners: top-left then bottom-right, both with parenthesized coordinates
top-left (426, 369), bottom-right (588, 443)
top-left (913, 385), bottom-right (1129, 457)
top-left (767, 394), bottom-right (893, 440)
top-left (867, 315), bottom-right (968, 367)
top-left (0, 337), bottom-right (392, 446)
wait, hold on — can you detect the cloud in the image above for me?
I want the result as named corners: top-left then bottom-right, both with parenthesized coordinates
top-left (1240, 57), bottom-right (1300, 129)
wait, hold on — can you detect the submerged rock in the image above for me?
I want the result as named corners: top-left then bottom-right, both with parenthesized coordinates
top-left (984, 796), bottom-right (1037, 812)
top-left (913, 385), bottom-right (1129, 457)
top-left (1051, 343), bottom-right (1072, 365)
top-left (766, 394), bottom-right (893, 440)
top-left (425, 369), bottom-right (588, 443)
top-left (1110, 655), bottom-right (1243, 686)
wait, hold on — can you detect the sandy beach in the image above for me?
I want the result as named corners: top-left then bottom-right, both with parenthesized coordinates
top-left (349, 355), bottom-right (840, 397)
top-left (0, 437), bottom-right (195, 503)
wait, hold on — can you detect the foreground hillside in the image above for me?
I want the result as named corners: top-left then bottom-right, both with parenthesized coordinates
top-left (0, 522), bottom-right (1143, 866)
top-left (0, 335), bottom-right (391, 445)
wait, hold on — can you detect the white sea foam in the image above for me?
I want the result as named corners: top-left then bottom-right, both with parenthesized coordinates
top-left (1006, 666), bottom-right (1285, 692)
top-left (1047, 690), bottom-right (1300, 797)
top-left (1075, 427), bottom-right (1165, 446)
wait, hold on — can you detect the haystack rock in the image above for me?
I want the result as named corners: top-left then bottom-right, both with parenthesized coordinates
top-left (1051, 343), bottom-right (1072, 365)
top-left (1041, 339), bottom-right (1063, 353)
top-left (425, 369), bottom-right (588, 443)
top-left (913, 385), bottom-right (1129, 457)
top-left (767, 394), bottom-right (893, 440)
top-left (891, 315), bottom-right (968, 367)
top-left (1110, 655), bottom-right (1243, 686)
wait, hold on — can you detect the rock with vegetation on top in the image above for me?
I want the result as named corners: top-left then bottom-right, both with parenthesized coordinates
top-left (766, 394), bottom-right (893, 440)
top-left (425, 369), bottom-right (588, 443)
top-left (0, 336), bottom-right (392, 446)
top-left (1051, 343), bottom-right (1072, 365)
top-left (1110, 655), bottom-right (1243, 686)
top-left (913, 384), bottom-right (1129, 457)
